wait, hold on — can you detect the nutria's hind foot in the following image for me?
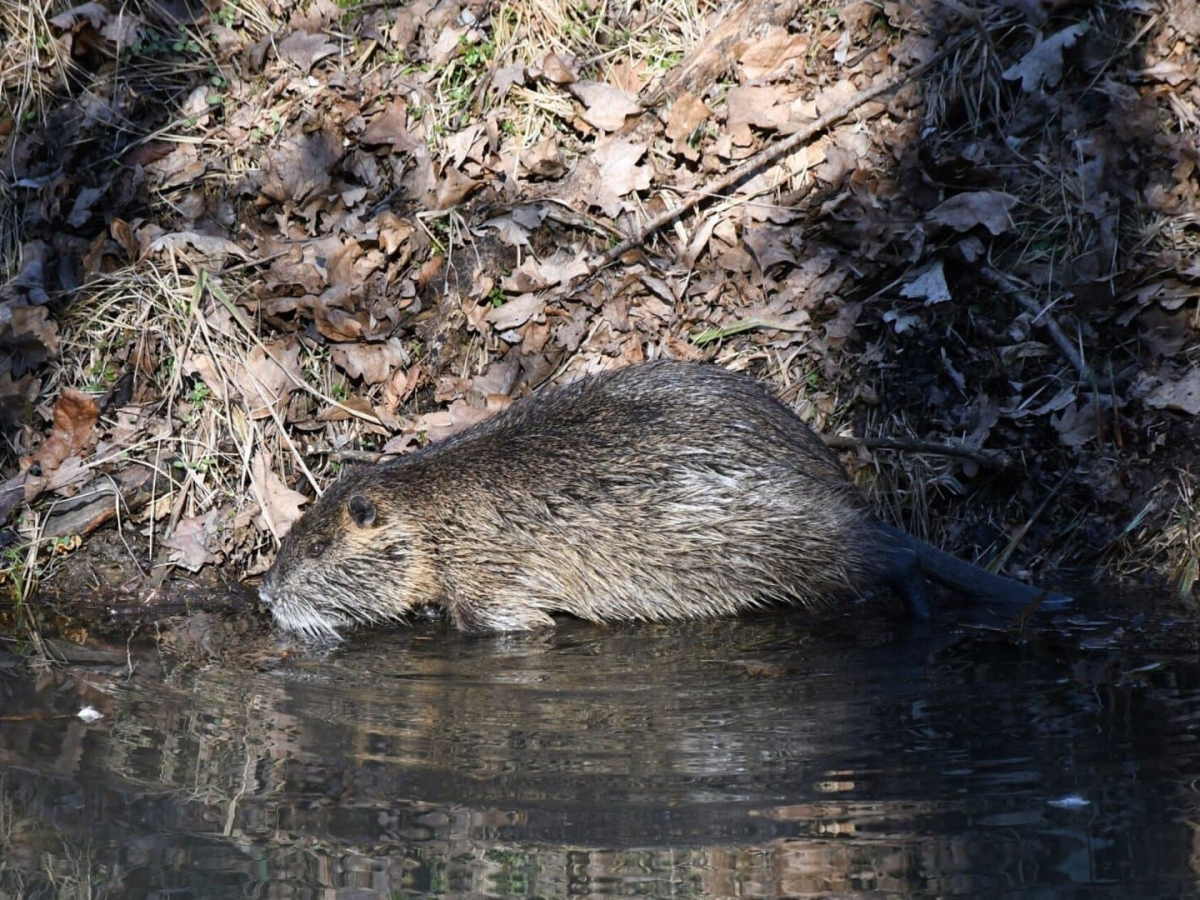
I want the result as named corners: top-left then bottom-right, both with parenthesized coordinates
top-left (879, 545), bottom-right (932, 620)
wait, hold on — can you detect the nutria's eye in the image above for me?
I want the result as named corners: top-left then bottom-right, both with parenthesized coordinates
top-left (306, 541), bottom-right (326, 559)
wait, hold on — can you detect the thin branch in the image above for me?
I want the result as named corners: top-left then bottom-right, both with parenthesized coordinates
top-left (823, 434), bottom-right (1014, 469)
top-left (981, 267), bottom-right (1091, 382)
top-left (586, 35), bottom-right (970, 275)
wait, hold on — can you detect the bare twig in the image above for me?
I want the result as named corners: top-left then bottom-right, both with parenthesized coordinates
top-left (587, 35), bottom-right (969, 275)
top-left (981, 267), bottom-right (1091, 381)
top-left (991, 472), bottom-right (1069, 572)
top-left (822, 435), bottom-right (1013, 469)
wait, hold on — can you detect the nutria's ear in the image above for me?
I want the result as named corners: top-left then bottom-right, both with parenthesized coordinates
top-left (347, 495), bottom-right (378, 528)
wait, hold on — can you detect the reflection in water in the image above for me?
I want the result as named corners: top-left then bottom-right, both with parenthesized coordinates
top-left (2, 602), bottom-right (1200, 897)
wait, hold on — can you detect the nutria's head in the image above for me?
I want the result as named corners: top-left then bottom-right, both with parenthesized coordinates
top-left (259, 474), bottom-right (424, 640)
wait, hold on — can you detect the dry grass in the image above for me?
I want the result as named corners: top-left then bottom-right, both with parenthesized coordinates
top-left (1113, 471), bottom-right (1200, 602)
top-left (54, 262), bottom-right (375, 569)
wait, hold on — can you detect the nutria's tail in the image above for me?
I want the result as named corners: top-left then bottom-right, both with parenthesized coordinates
top-left (878, 522), bottom-right (1073, 609)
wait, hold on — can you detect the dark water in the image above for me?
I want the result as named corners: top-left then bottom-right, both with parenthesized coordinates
top-left (2, 597), bottom-right (1200, 898)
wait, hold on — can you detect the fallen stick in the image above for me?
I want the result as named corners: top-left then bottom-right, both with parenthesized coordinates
top-left (587, 35), bottom-right (970, 275)
top-left (822, 435), bottom-right (1013, 469)
top-left (980, 267), bottom-right (1091, 382)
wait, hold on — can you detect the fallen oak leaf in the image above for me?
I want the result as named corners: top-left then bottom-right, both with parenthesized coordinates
top-left (163, 512), bottom-right (219, 572)
top-left (500, 249), bottom-right (589, 291)
top-left (539, 52), bottom-right (578, 85)
top-left (900, 260), bottom-right (952, 305)
top-left (361, 98), bottom-right (418, 150)
top-left (666, 92), bottom-right (710, 159)
top-left (492, 63), bottom-right (528, 95)
top-left (250, 450), bottom-right (308, 539)
top-left (257, 131), bottom-right (340, 204)
top-left (588, 137), bottom-right (652, 216)
top-left (928, 191), bottom-right (1018, 235)
top-left (2, 306), bottom-right (60, 375)
top-left (735, 27), bottom-right (809, 82)
top-left (49, 2), bottom-right (109, 32)
top-left (1002, 23), bottom-right (1088, 92)
top-left (277, 29), bottom-right (339, 73)
top-left (410, 400), bottom-right (492, 443)
top-left (570, 82), bottom-right (642, 132)
top-left (485, 293), bottom-right (545, 330)
top-left (1142, 367), bottom-right (1200, 416)
top-left (238, 339), bottom-right (303, 420)
top-left (315, 395), bottom-right (376, 422)
top-left (144, 231), bottom-right (250, 264)
top-left (331, 337), bottom-right (409, 385)
top-left (29, 389), bottom-right (99, 476)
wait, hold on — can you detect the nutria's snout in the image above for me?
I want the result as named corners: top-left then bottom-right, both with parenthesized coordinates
top-left (258, 581), bottom-right (351, 642)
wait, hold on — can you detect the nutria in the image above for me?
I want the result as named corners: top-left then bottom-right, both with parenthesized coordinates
top-left (259, 360), bottom-right (1069, 639)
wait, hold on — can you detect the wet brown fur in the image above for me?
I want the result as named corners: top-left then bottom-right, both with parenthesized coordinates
top-left (260, 360), bottom-right (1064, 639)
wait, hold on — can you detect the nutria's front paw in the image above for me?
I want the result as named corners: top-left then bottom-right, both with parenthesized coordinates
top-left (450, 600), bottom-right (557, 633)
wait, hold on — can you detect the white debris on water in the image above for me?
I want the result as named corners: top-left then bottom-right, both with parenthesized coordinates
top-left (1047, 795), bottom-right (1089, 809)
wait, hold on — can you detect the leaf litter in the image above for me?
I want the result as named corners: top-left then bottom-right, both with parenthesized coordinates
top-left (0, 0), bottom-right (1199, 623)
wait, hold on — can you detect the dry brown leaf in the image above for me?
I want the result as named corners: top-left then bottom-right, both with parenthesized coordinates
top-left (666, 93), bottom-right (710, 159)
top-left (239, 340), bottom-right (302, 420)
top-left (331, 337), bottom-right (408, 385)
top-left (1140, 308), bottom-right (1192, 360)
top-left (258, 131), bottom-right (340, 204)
top-left (430, 25), bottom-right (466, 65)
top-left (727, 85), bottom-right (790, 144)
top-left (486, 293), bottom-right (545, 330)
top-left (434, 166), bottom-right (480, 210)
top-left (184, 353), bottom-right (228, 402)
top-left (521, 136), bottom-right (566, 178)
top-left (928, 191), bottom-right (1019, 235)
top-left (49, 2), bottom-right (108, 31)
top-left (824, 302), bottom-right (862, 345)
top-left (1002, 24), bottom-right (1089, 92)
top-left (41, 455), bottom-right (88, 495)
top-left (813, 80), bottom-right (859, 116)
top-left (376, 212), bottom-right (416, 255)
top-left (736, 27), bottom-right (809, 82)
top-left (316, 396), bottom-right (376, 421)
top-left (251, 450), bottom-right (308, 538)
top-left (31, 389), bottom-right (99, 475)
top-left (383, 365), bottom-right (422, 412)
top-left (66, 187), bottom-right (105, 229)
top-left (501, 250), bottom-right (589, 292)
top-left (1143, 368), bottom-right (1200, 416)
top-left (412, 399), bottom-right (492, 442)
top-left (571, 82), bottom-right (641, 131)
top-left (743, 227), bottom-right (797, 275)
top-left (540, 52), bottom-right (578, 84)
top-left (1, 242), bottom-right (50, 306)
top-left (144, 232), bottom-right (250, 264)
top-left (361, 98), bottom-right (418, 150)
top-left (589, 138), bottom-right (652, 216)
top-left (900, 260), bottom-right (952, 305)
top-left (163, 512), bottom-right (219, 572)
top-left (144, 144), bottom-right (206, 190)
top-left (1051, 400), bottom-right (1103, 447)
top-left (278, 29), bottom-right (339, 73)
top-left (492, 64), bottom-right (528, 95)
